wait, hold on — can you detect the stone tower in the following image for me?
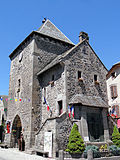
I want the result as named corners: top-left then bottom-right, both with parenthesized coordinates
top-left (5, 19), bottom-right (74, 150)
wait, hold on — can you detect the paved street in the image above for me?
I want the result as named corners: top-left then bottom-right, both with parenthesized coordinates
top-left (0, 148), bottom-right (55, 160)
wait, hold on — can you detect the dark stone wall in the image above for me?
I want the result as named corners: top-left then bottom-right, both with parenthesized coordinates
top-left (56, 113), bottom-right (73, 151)
top-left (6, 39), bottom-right (34, 149)
top-left (31, 34), bottom-right (73, 145)
top-left (64, 41), bottom-right (108, 104)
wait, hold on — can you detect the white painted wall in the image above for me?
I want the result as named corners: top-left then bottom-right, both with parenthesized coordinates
top-left (0, 99), bottom-right (5, 125)
top-left (106, 67), bottom-right (120, 114)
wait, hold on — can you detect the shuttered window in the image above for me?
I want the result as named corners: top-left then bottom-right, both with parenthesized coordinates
top-left (110, 85), bottom-right (117, 99)
top-left (112, 105), bottom-right (119, 116)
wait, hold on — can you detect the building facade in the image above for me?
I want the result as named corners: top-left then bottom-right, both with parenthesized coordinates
top-left (0, 95), bottom-right (8, 142)
top-left (5, 19), bottom-right (110, 157)
top-left (106, 62), bottom-right (120, 117)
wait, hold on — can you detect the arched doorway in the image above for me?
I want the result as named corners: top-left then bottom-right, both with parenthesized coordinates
top-left (11, 115), bottom-right (22, 148)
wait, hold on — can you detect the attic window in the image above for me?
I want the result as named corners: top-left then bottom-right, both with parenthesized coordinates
top-left (111, 72), bottom-right (116, 78)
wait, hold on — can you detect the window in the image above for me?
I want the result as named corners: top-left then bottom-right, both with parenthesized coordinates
top-left (112, 105), bottom-right (119, 117)
top-left (58, 100), bottom-right (63, 115)
top-left (78, 71), bottom-right (81, 78)
top-left (18, 79), bottom-right (21, 87)
top-left (17, 79), bottom-right (21, 98)
top-left (52, 75), bottom-right (54, 81)
top-left (111, 72), bottom-right (116, 79)
top-left (44, 87), bottom-right (46, 98)
top-left (94, 75), bottom-right (97, 81)
top-left (78, 71), bottom-right (83, 81)
top-left (49, 75), bottom-right (54, 87)
top-left (94, 75), bottom-right (99, 84)
top-left (110, 85), bottom-right (117, 99)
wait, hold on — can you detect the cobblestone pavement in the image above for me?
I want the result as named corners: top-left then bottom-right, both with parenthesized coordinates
top-left (0, 148), bottom-right (55, 160)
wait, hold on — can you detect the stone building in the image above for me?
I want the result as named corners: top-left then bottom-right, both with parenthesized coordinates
top-left (5, 19), bottom-right (110, 157)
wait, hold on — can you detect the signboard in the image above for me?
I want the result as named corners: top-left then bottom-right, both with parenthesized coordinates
top-left (44, 132), bottom-right (52, 157)
top-left (84, 136), bottom-right (89, 142)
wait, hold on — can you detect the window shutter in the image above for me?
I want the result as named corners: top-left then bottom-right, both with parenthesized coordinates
top-left (114, 86), bottom-right (117, 98)
top-left (110, 85), bottom-right (117, 98)
top-left (110, 86), bottom-right (114, 98)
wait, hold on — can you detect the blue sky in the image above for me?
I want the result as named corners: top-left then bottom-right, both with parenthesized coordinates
top-left (0, 0), bottom-right (120, 95)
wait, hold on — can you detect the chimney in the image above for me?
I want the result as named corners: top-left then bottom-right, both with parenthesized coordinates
top-left (79, 31), bottom-right (89, 43)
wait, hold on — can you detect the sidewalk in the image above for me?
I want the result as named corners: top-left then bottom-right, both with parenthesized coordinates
top-left (0, 148), bottom-right (55, 160)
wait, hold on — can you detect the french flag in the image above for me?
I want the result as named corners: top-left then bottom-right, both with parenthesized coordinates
top-left (44, 97), bottom-right (47, 105)
top-left (111, 108), bottom-right (117, 117)
top-left (71, 106), bottom-right (74, 118)
top-left (68, 105), bottom-right (71, 118)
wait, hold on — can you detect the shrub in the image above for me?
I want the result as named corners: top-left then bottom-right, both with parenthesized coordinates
top-left (104, 144), bottom-right (108, 150)
top-left (84, 145), bottom-right (101, 158)
top-left (112, 126), bottom-right (120, 147)
top-left (65, 123), bottom-right (85, 154)
top-left (109, 145), bottom-right (120, 156)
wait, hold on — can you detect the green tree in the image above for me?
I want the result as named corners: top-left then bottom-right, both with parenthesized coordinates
top-left (66, 123), bottom-right (85, 154)
top-left (112, 126), bottom-right (120, 147)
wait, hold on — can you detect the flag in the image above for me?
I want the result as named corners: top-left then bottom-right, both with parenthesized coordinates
top-left (117, 119), bottom-right (120, 128)
top-left (71, 106), bottom-right (74, 118)
top-left (111, 108), bottom-right (117, 117)
top-left (44, 97), bottom-right (47, 105)
top-left (47, 105), bottom-right (49, 111)
top-left (68, 105), bottom-right (71, 118)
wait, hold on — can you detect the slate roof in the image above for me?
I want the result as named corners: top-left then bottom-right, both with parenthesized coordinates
top-left (106, 62), bottom-right (120, 78)
top-left (37, 40), bottom-right (83, 75)
top-left (37, 19), bottom-right (74, 45)
top-left (9, 19), bottom-right (74, 59)
top-left (37, 38), bottom-right (108, 76)
top-left (69, 94), bottom-right (108, 108)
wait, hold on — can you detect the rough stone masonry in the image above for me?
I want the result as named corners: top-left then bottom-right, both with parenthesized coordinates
top-left (5, 19), bottom-right (110, 158)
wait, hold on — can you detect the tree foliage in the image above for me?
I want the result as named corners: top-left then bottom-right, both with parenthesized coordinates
top-left (112, 126), bottom-right (120, 147)
top-left (66, 123), bottom-right (85, 154)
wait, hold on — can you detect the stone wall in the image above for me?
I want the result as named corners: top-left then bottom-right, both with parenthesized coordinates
top-left (28, 35), bottom-right (72, 145)
top-left (56, 113), bottom-right (73, 151)
top-left (38, 64), bottom-right (66, 123)
top-left (35, 113), bottom-right (73, 158)
top-left (35, 118), bottom-right (56, 157)
top-left (31, 34), bottom-right (73, 145)
top-left (64, 41), bottom-right (108, 104)
top-left (6, 39), bottom-right (34, 149)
